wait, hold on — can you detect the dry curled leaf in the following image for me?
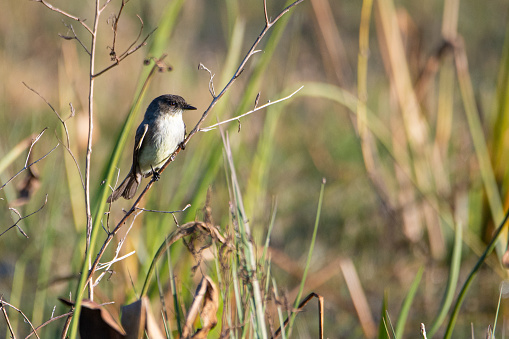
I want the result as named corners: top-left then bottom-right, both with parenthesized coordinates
top-left (182, 275), bottom-right (219, 339)
top-left (121, 297), bottom-right (164, 339)
top-left (60, 298), bottom-right (126, 338)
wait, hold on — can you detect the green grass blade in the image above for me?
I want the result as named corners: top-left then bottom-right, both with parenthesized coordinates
top-left (492, 282), bottom-right (504, 337)
top-left (395, 267), bottom-right (423, 339)
top-left (378, 291), bottom-right (390, 339)
top-left (287, 178), bottom-right (326, 336)
top-left (429, 222), bottom-right (463, 336)
top-left (444, 210), bottom-right (509, 338)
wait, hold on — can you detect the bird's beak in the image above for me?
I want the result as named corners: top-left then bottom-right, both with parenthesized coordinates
top-left (184, 104), bottom-right (197, 111)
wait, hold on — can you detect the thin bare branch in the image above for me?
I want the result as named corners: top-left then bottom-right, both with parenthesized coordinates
top-left (94, 27), bottom-right (157, 78)
top-left (0, 195), bottom-right (48, 238)
top-left (269, 0), bottom-right (304, 25)
top-left (200, 86), bottom-right (303, 132)
top-left (54, 131), bottom-right (85, 191)
top-left (198, 63), bottom-right (216, 98)
top-left (99, 0), bottom-right (114, 13)
top-left (22, 82), bottom-right (74, 147)
top-left (1, 298), bottom-right (16, 339)
top-left (183, 0), bottom-right (304, 146)
top-left (31, 0), bottom-right (93, 35)
top-left (94, 210), bottom-right (142, 286)
top-left (1, 141), bottom-right (59, 191)
top-left (272, 292), bottom-right (324, 339)
top-left (108, 0), bottom-right (128, 61)
top-left (59, 23), bottom-right (91, 55)
top-left (135, 203), bottom-right (191, 214)
top-left (24, 128), bottom-right (47, 168)
top-left (263, 0), bottom-right (270, 26)
top-left (0, 299), bottom-right (41, 339)
top-left (118, 15), bottom-right (145, 60)
top-left (24, 311), bottom-right (74, 339)
top-left (254, 92), bottom-right (261, 109)
top-left (23, 82), bottom-right (83, 189)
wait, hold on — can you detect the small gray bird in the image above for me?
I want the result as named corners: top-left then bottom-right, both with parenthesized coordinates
top-left (107, 94), bottom-right (196, 203)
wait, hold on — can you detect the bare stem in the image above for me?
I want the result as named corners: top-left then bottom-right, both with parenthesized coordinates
top-left (31, 0), bottom-right (93, 35)
top-left (84, 0), bottom-right (101, 301)
top-left (199, 86), bottom-right (304, 132)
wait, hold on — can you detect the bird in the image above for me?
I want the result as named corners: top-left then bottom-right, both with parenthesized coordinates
top-left (107, 94), bottom-right (196, 203)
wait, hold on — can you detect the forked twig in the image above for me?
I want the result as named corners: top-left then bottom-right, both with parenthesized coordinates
top-left (0, 195), bottom-right (48, 238)
top-left (199, 86), bottom-right (303, 132)
top-left (31, 0), bottom-right (93, 35)
top-left (0, 299), bottom-right (41, 339)
top-left (93, 26), bottom-right (157, 78)
top-left (22, 83), bottom-right (85, 190)
top-left (0, 134), bottom-right (59, 191)
top-left (59, 22), bottom-right (91, 55)
top-left (24, 311), bottom-right (74, 339)
top-left (272, 292), bottom-right (324, 339)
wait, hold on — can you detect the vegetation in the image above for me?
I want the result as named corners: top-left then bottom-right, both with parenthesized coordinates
top-left (1, 0), bottom-right (509, 338)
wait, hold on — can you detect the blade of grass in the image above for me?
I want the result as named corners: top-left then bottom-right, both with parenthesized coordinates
top-left (428, 222), bottom-right (463, 336)
top-left (272, 278), bottom-right (287, 339)
top-left (492, 282), bottom-right (504, 337)
top-left (378, 291), bottom-right (390, 339)
top-left (395, 267), bottom-right (423, 339)
top-left (454, 39), bottom-right (505, 257)
top-left (444, 209), bottom-right (509, 338)
top-left (286, 178), bottom-right (326, 337)
top-left (222, 131), bottom-right (267, 338)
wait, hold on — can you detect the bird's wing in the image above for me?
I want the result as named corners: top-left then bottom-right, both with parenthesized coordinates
top-left (133, 123), bottom-right (149, 174)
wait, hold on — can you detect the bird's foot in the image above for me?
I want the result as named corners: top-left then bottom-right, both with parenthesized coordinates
top-left (151, 166), bottom-right (160, 181)
top-left (179, 141), bottom-right (186, 151)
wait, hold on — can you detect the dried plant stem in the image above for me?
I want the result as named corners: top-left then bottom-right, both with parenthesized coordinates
top-left (199, 86), bottom-right (304, 132)
top-left (83, 0), bottom-right (101, 300)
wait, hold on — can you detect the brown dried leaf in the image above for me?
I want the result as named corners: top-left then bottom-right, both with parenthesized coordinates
top-left (182, 276), bottom-right (219, 338)
top-left (120, 297), bottom-right (164, 339)
top-left (60, 298), bottom-right (126, 338)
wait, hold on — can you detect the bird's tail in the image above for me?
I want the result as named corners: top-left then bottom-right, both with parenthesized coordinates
top-left (107, 169), bottom-right (142, 203)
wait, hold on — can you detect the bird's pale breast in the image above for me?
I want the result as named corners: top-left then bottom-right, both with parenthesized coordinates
top-left (138, 113), bottom-right (185, 174)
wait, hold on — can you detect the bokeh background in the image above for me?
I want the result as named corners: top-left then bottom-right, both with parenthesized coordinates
top-left (1, 0), bottom-right (509, 337)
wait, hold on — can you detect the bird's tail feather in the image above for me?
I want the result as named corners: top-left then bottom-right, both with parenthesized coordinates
top-left (107, 170), bottom-right (141, 203)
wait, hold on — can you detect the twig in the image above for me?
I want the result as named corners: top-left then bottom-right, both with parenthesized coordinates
top-left (199, 86), bottom-right (303, 132)
top-left (1, 298), bottom-right (16, 339)
top-left (31, 0), bottom-right (93, 35)
top-left (272, 292), bottom-right (324, 339)
top-left (25, 128), bottom-right (47, 168)
top-left (135, 203), bottom-right (191, 214)
top-left (94, 211), bottom-right (142, 286)
top-left (59, 22), bottom-right (91, 55)
top-left (182, 0), bottom-right (304, 146)
top-left (99, 0), bottom-right (113, 13)
top-left (24, 311), bottom-right (74, 339)
top-left (198, 63), bottom-right (216, 98)
top-left (108, 0), bottom-right (128, 61)
top-left (0, 195), bottom-right (48, 238)
top-left (93, 27), bottom-right (157, 78)
top-left (22, 83), bottom-right (84, 190)
top-left (22, 81), bottom-right (72, 151)
top-left (0, 299), bottom-right (41, 339)
top-left (0, 141), bottom-right (59, 191)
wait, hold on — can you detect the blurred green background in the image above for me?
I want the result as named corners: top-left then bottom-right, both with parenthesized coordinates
top-left (1, 0), bottom-right (509, 337)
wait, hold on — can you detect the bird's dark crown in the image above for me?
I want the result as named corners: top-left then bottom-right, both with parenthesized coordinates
top-left (152, 94), bottom-right (196, 112)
